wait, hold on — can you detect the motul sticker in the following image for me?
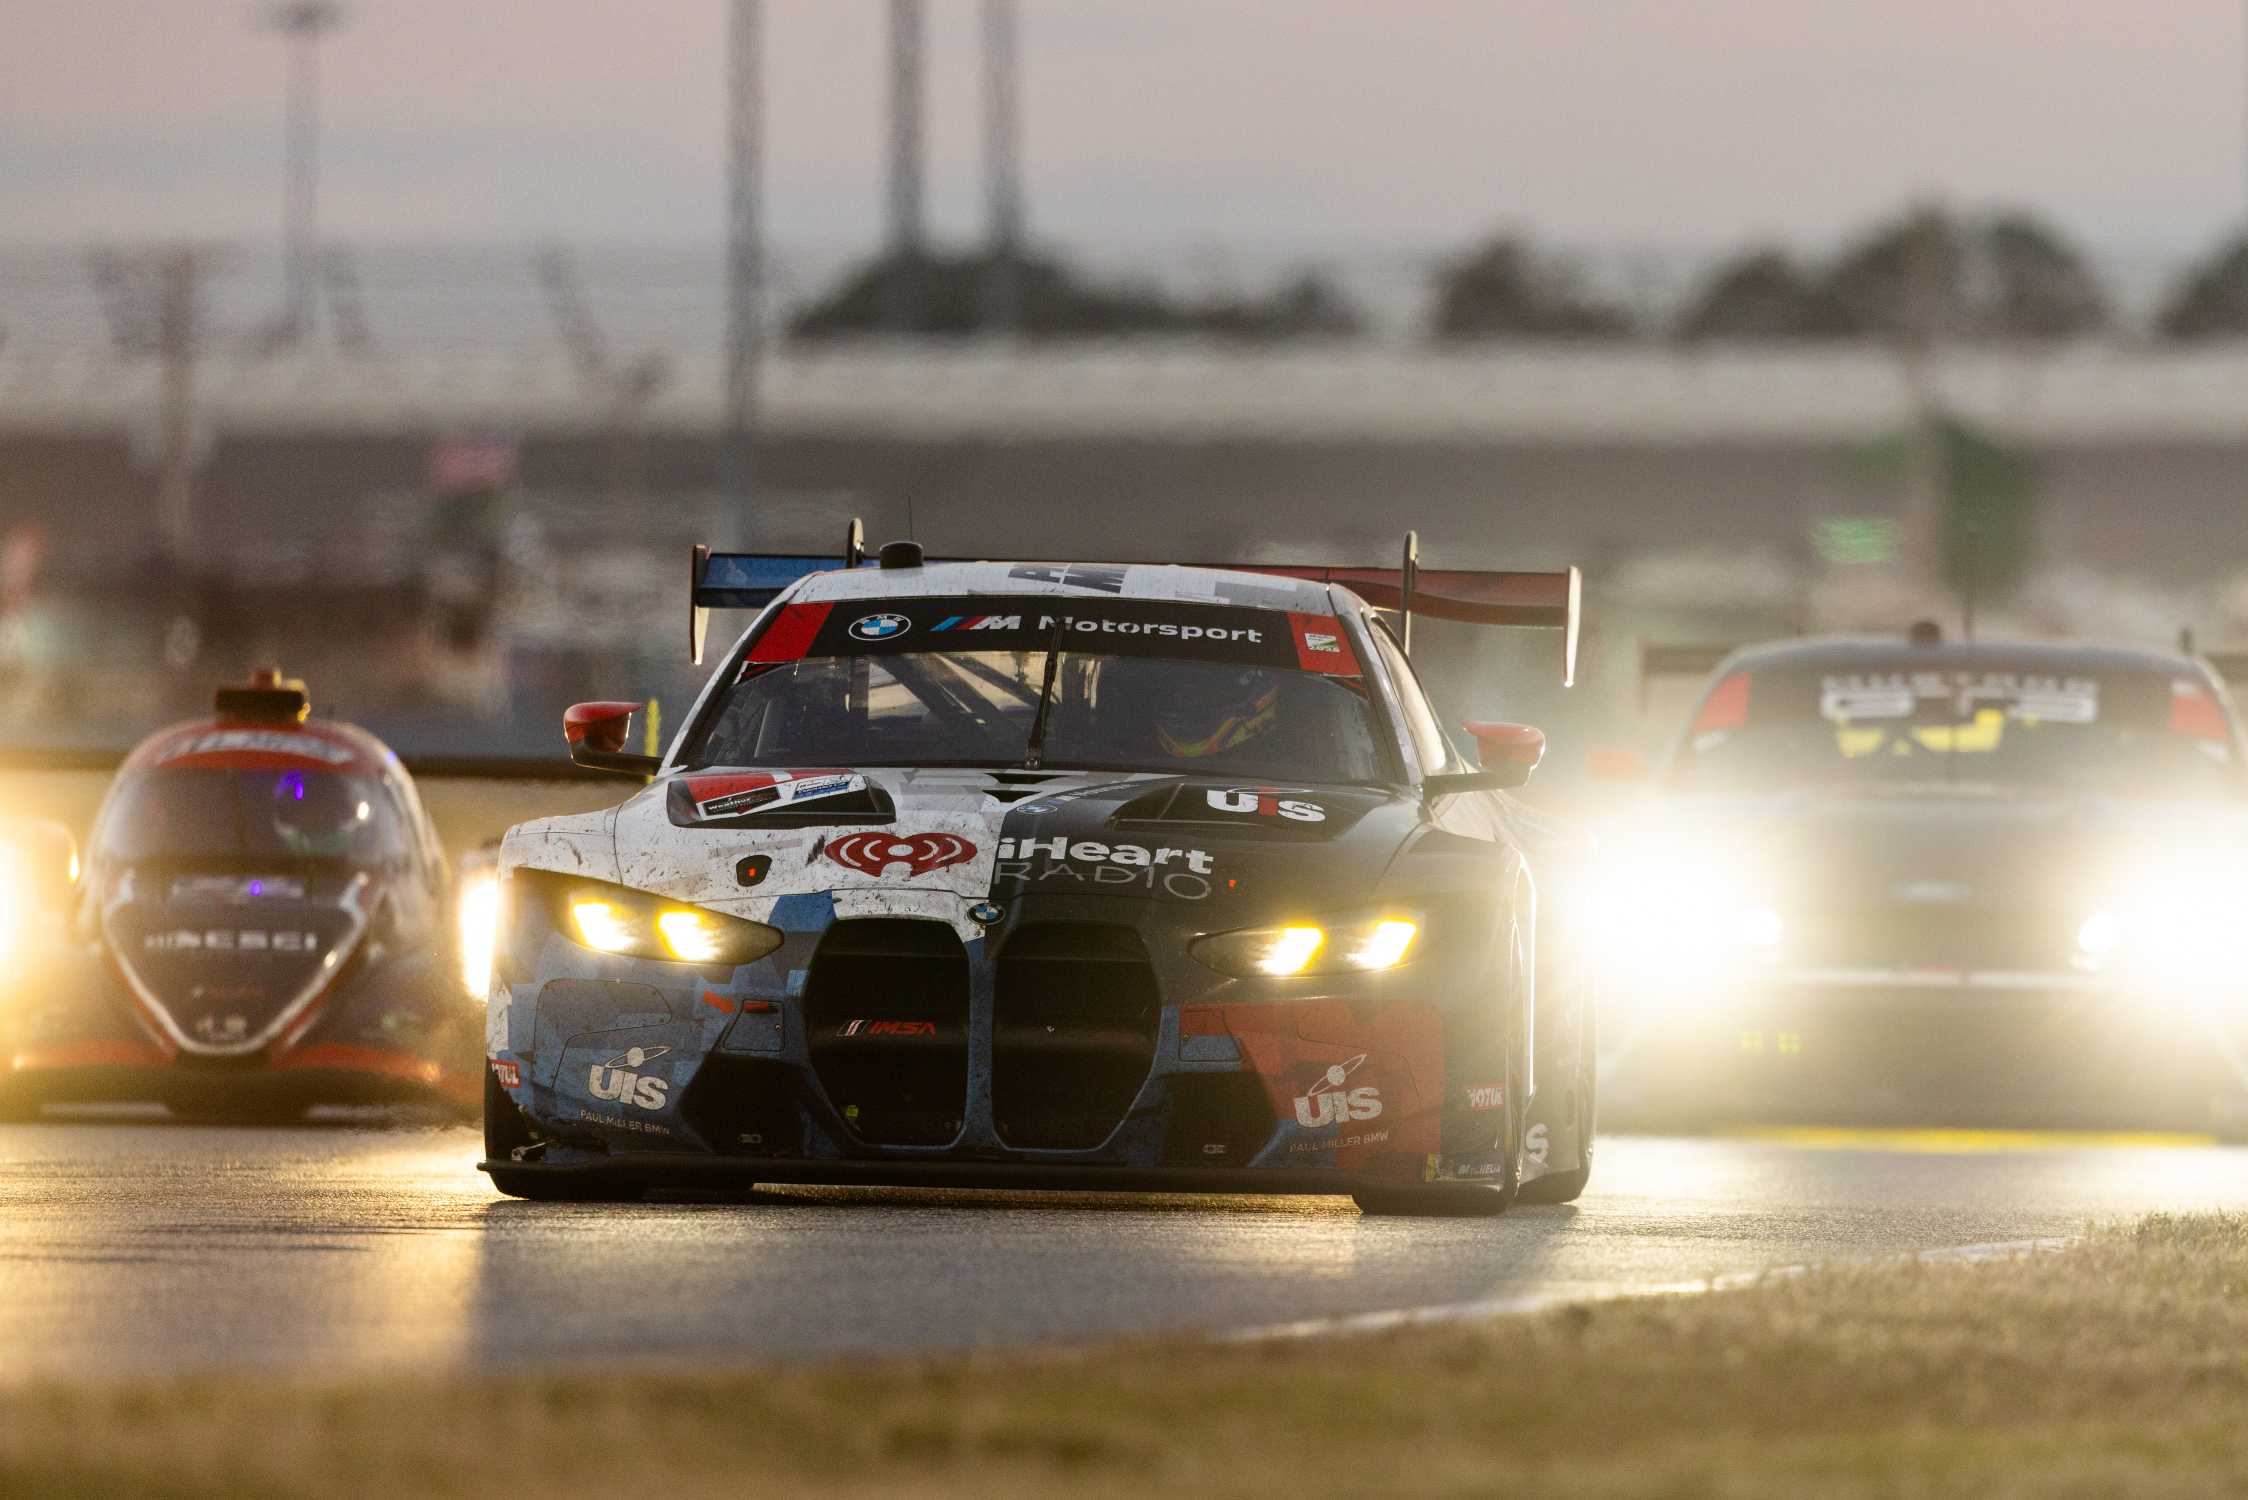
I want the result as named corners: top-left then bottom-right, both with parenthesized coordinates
top-left (1465, 1084), bottom-right (1505, 1111)
top-left (490, 1058), bottom-right (522, 1089)
top-left (823, 831), bottom-right (978, 878)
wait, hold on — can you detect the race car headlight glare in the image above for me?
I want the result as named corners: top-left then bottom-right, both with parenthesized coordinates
top-left (655, 908), bottom-right (729, 964)
top-left (1193, 913), bottom-right (1418, 979)
top-left (540, 878), bottom-right (781, 967)
top-left (569, 898), bottom-right (637, 954)
top-left (457, 867), bottom-right (502, 999)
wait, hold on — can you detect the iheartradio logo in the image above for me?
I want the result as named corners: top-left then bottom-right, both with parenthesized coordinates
top-left (823, 831), bottom-right (979, 878)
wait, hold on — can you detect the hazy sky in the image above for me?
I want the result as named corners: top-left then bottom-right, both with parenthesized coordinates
top-left (5, 1), bottom-right (2245, 255)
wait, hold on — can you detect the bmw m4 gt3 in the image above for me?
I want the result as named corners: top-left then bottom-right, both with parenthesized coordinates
top-left (1604, 632), bottom-right (2248, 1133)
top-left (482, 539), bottom-right (1597, 1213)
top-left (0, 671), bottom-right (482, 1122)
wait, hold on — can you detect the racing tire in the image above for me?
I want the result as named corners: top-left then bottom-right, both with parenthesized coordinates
top-left (1516, 989), bottom-right (1597, 1206)
top-left (1352, 913), bottom-right (1529, 1218)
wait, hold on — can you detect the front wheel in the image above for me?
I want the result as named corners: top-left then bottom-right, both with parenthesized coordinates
top-left (1354, 913), bottom-right (1530, 1217)
top-left (1517, 989), bottom-right (1597, 1206)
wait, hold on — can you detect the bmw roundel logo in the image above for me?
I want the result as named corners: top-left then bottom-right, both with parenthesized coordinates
top-left (849, 612), bottom-right (912, 642)
top-left (968, 901), bottom-right (1004, 926)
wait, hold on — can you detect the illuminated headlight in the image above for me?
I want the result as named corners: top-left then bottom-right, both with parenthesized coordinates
top-left (456, 868), bottom-right (502, 999)
top-left (1599, 842), bottom-right (1781, 984)
top-left (2075, 861), bottom-right (2248, 997)
top-left (1193, 913), bottom-right (1419, 979)
top-left (2075, 910), bottom-right (2122, 960)
top-left (0, 855), bottom-right (23, 969)
top-left (538, 878), bottom-right (781, 967)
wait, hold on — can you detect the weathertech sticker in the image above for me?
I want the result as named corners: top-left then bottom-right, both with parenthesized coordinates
top-left (678, 770), bottom-right (862, 821)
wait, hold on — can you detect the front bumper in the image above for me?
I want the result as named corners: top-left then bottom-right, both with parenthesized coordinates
top-left (488, 893), bottom-right (1532, 1191)
top-left (3, 946), bottom-right (482, 1113)
top-left (1604, 966), bottom-right (2248, 1131)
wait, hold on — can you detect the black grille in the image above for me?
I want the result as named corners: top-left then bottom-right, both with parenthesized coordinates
top-left (993, 923), bottom-right (1160, 1149)
top-left (803, 919), bottom-right (970, 1146)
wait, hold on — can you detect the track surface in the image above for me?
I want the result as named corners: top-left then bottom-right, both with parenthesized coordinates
top-left (3, 1123), bottom-right (2244, 1382)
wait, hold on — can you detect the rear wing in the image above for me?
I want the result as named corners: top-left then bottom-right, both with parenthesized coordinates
top-left (689, 522), bottom-right (1583, 685)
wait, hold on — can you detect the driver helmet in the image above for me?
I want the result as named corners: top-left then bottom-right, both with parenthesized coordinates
top-left (270, 771), bottom-right (365, 858)
top-left (1155, 669), bottom-right (1281, 759)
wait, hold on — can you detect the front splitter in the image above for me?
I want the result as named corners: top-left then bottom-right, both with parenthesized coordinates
top-left (481, 1151), bottom-right (1431, 1197)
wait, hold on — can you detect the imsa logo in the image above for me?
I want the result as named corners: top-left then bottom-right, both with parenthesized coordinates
top-left (587, 1045), bottom-right (671, 1111)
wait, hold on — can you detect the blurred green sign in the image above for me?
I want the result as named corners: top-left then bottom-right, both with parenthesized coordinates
top-left (1813, 517), bottom-right (1899, 565)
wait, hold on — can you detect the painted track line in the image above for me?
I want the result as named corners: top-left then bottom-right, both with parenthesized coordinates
top-left (1225, 1236), bottom-right (2076, 1344)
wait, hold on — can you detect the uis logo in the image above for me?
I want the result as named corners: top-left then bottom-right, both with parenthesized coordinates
top-left (587, 1044), bottom-right (671, 1111)
top-left (1205, 788), bottom-right (1326, 823)
top-left (1292, 1053), bottom-right (1383, 1128)
top-left (848, 612), bottom-right (912, 642)
top-left (824, 831), bottom-right (978, 878)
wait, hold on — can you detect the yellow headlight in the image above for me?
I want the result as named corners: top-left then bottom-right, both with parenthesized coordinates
top-left (1259, 925), bottom-right (1326, 976)
top-left (1346, 919), bottom-right (1418, 970)
top-left (1193, 913), bottom-right (1422, 979)
top-left (568, 898), bottom-right (636, 953)
top-left (656, 908), bottom-right (726, 963)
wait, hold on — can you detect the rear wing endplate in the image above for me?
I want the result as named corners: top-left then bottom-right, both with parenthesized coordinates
top-left (689, 521), bottom-right (1582, 684)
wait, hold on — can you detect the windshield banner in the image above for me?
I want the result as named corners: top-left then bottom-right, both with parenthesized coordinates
top-left (746, 596), bottom-right (1360, 675)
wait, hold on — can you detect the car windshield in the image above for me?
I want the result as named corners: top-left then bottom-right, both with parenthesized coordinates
top-left (94, 768), bottom-right (412, 865)
top-left (1673, 660), bottom-right (2244, 800)
top-left (686, 596), bottom-right (1388, 784)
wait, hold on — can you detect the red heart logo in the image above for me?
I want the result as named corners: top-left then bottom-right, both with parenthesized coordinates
top-left (824, 831), bottom-right (978, 878)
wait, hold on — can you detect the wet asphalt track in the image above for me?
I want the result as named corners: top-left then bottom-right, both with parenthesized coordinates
top-left (3, 1120), bottom-right (2246, 1383)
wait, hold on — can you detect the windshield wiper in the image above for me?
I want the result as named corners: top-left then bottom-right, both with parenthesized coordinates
top-left (1020, 617), bottom-right (1067, 769)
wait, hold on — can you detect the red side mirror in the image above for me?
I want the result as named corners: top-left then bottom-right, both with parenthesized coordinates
top-left (564, 701), bottom-right (643, 756)
top-left (1462, 721), bottom-right (1546, 772)
top-left (1587, 747), bottom-right (1652, 782)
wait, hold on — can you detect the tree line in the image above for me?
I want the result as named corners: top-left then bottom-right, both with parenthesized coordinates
top-left (794, 204), bottom-right (2248, 344)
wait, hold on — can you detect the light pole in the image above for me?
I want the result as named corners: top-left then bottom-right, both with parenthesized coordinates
top-left (724, 0), bottom-right (764, 506)
top-left (981, 0), bottom-right (1023, 333)
top-left (260, 1), bottom-right (346, 349)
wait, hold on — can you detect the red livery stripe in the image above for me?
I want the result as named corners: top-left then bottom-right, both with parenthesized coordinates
top-left (748, 602), bottom-right (833, 662)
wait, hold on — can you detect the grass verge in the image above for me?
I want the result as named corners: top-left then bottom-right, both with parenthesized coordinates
top-left (7, 1213), bottom-right (2248, 1499)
